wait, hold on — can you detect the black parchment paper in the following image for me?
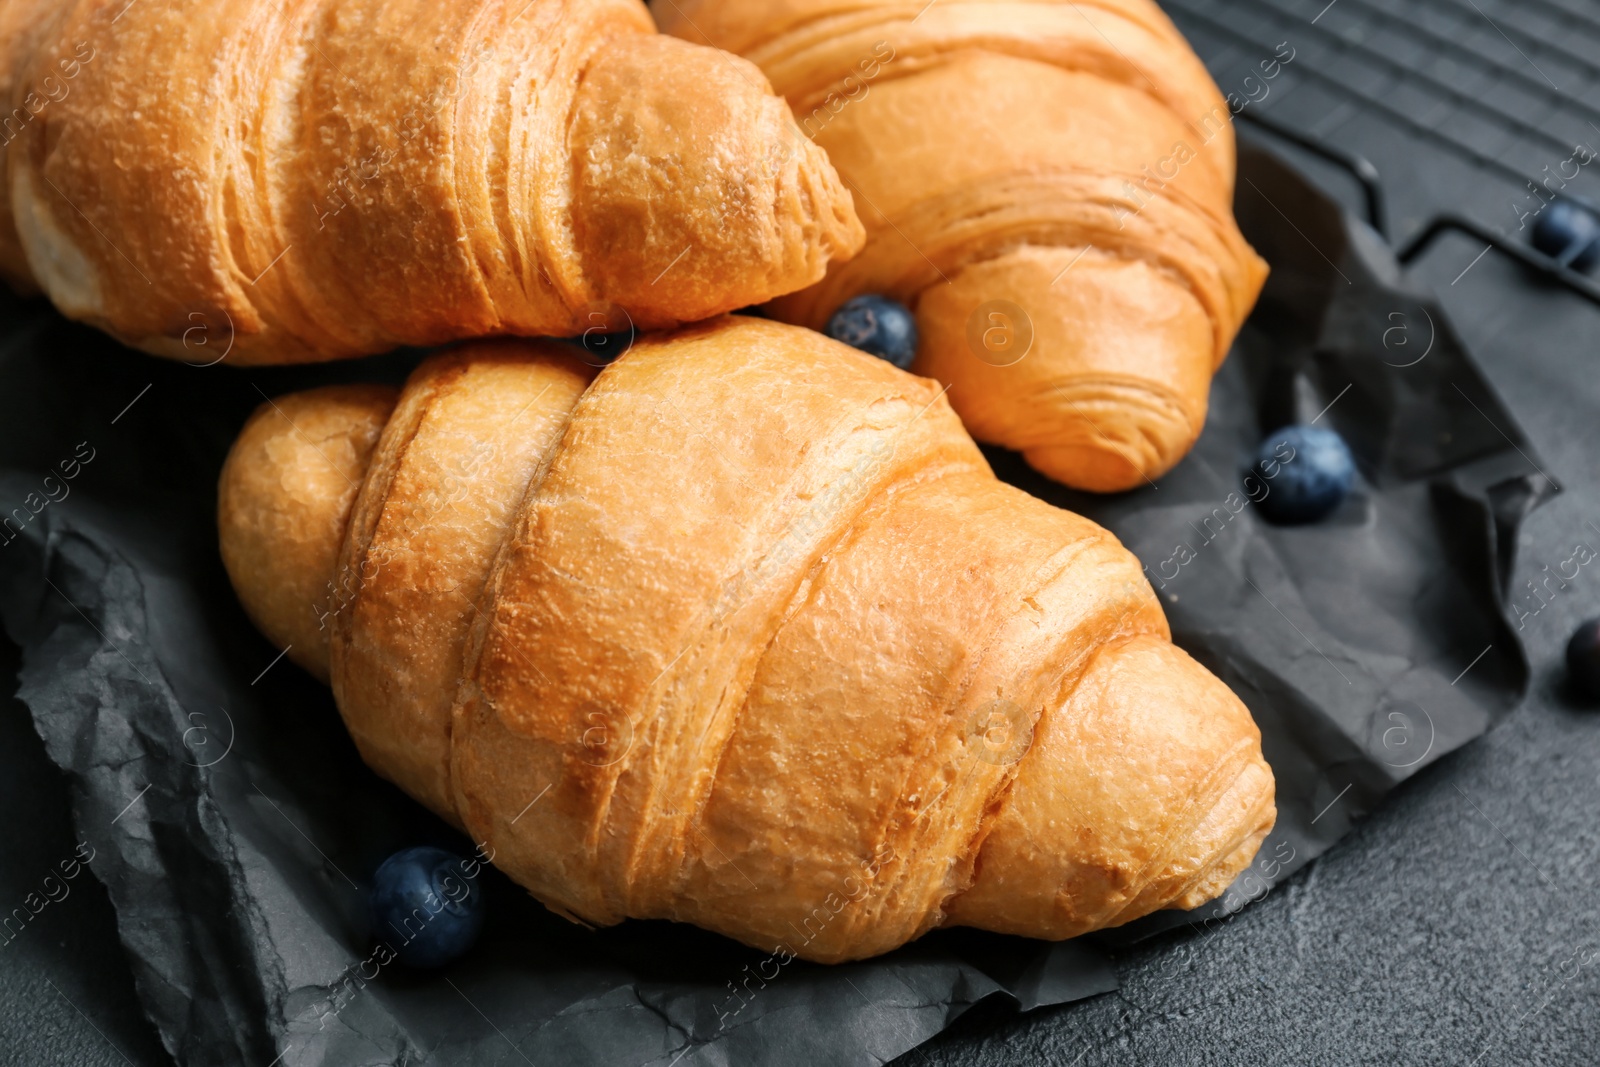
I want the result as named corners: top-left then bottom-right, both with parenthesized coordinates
top-left (0, 142), bottom-right (1554, 1066)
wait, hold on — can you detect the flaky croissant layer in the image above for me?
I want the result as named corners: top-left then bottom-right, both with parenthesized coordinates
top-left (0, 0), bottom-right (863, 364)
top-left (219, 316), bottom-right (1275, 962)
top-left (657, 0), bottom-right (1269, 492)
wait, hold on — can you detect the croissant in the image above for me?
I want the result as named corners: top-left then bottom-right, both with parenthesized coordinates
top-left (0, 0), bottom-right (863, 364)
top-left (656, 0), bottom-right (1270, 492)
top-left (218, 316), bottom-right (1275, 962)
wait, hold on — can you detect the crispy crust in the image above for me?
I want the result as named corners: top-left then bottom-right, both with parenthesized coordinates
top-left (0, 0), bottom-right (863, 363)
top-left (657, 0), bottom-right (1269, 491)
top-left (218, 316), bottom-right (1275, 961)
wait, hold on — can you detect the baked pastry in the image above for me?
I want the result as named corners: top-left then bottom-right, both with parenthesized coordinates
top-left (0, 0), bottom-right (863, 364)
top-left (219, 315), bottom-right (1276, 962)
top-left (656, 0), bottom-right (1269, 492)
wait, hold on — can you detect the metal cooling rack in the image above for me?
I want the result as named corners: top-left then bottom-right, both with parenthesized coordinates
top-left (1163, 0), bottom-right (1600, 306)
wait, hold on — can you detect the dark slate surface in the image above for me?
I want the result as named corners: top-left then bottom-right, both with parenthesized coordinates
top-left (5, 0), bottom-right (1600, 1063)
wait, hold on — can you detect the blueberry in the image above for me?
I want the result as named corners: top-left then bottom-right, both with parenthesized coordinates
top-left (1531, 198), bottom-right (1600, 272)
top-left (568, 327), bottom-right (634, 367)
top-left (1251, 424), bottom-right (1355, 525)
top-left (369, 846), bottom-right (485, 968)
top-left (1566, 618), bottom-right (1600, 700)
top-left (564, 301), bottom-right (636, 366)
top-left (824, 294), bottom-right (918, 369)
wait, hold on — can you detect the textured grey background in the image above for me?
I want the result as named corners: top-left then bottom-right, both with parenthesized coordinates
top-left (5, 0), bottom-right (1600, 1063)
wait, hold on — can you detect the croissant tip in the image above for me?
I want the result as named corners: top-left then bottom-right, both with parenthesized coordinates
top-left (217, 384), bottom-right (397, 682)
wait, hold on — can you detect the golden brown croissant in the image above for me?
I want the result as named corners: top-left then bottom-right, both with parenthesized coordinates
top-left (656, 0), bottom-right (1270, 492)
top-left (218, 316), bottom-right (1275, 962)
top-left (0, 0), bottom-right (863, 364)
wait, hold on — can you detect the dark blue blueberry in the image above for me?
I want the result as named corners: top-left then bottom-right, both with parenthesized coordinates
top-left (570, 327), bottom-right (634, 366)
top-left (369, 846), bottom-right (485, 968)
top-left (1566, 618), bottom-right (1600, 701)
top-left (1531, 198), bottom-right (1600, 272)
top-left (562, 302), bottom-right (636, 366)
top-left (824, 294), bottom-right (918, 370)
top-left (1251, 424), bottom-right (1355, 525)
